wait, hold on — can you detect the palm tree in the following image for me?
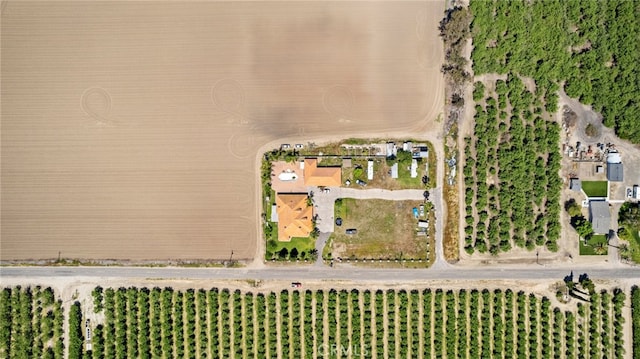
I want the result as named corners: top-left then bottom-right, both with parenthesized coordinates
top-left (618, 243), bottom-right (630, 261)
top-left (284, 151), bottom-right (297, 163)
top-left (309, 249), bottom-right (318, 261)
top-left (594, 244), bottom-right (607, 255)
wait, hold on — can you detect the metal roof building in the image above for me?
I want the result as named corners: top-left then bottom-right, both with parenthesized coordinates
top-left (589, 200), bottom-right (610, 235)
top-left (570, 178), bottom-right (581, 191)
top-left (607, 163), bottom-right (623, 182)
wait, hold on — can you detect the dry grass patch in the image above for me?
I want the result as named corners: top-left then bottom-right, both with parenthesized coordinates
top-left (328, 199), bottom-right (430, 261)
top-left (444, 136), bottom-right (460, 262)
top-left (443, 183), bottom-right (460, 262)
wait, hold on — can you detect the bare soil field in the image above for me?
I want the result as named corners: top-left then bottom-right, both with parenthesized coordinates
top-left (1, 1), bottom-right (444, 261)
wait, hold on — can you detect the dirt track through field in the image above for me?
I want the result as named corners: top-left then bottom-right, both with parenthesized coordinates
top-left (1, 1), bottom-right (444, 261)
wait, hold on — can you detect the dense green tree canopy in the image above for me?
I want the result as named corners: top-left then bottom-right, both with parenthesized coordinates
top-left (470, 0), bottom-right (640, 143)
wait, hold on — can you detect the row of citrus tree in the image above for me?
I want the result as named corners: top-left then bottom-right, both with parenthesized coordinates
top-left (0, 285), bottom-right (629, 359)
top-left (464, 76), bottom-right (561, 256)
top-left (83, 286), bottom-right (628, 358)
top-left (0, 286), bottom-right (64, 359)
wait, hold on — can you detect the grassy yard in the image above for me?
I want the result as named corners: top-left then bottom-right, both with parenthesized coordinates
top-left (623, 227), bottom-right (640, 263)
top-left (327, 198), bottom-right (431, 262)
top-left (271, 236), bottom-right (315, 256)
top-left (342, 156), bottom-right (431, 191)
top-left (579, 234), bottom-right (608, 255)
top-left (266, 230), bottom-right (316, 261)
top-left (582, 181), bottom-right (608, 198)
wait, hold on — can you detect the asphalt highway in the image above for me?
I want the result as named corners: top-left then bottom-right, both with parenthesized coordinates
top-left (2, 265), bottom-right (639, 282)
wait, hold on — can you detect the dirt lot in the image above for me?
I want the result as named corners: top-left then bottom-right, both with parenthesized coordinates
top-left (559, 90), bottom-right (640, 202)
top-left (1, 2), bottom-right (444, 261)
top-left (329, 199), bottom-right (430, 260)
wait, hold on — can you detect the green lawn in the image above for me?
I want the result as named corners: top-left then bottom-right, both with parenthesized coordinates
top-left (579, 234), bottom-right (608, 255)
top-left (626, 227), bottom-right (640, 263)
top-left (582, 181), bottom-right (608, 197)
top-left (274, 236), bottom-right (316, 254)
top-left (267, 234), bottom-right (316, 261)
top-left (334, 198), bottom-right (351, 219)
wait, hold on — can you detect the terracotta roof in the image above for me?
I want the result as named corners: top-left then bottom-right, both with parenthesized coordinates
top-left (275, 193), bottom-right (313, 241)
top-left (303, 158), bottom-right (341, 187)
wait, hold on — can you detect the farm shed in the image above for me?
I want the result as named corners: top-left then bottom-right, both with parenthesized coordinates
top-left (589, 200), bottom-right (610, 235)
top-left (570, 178), bottom-right (581, 191)
top-left (607, 163), bottom-right (623, 182)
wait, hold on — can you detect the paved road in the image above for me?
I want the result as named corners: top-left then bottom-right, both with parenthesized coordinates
top-left (2, 265), bottom-right (639, 282)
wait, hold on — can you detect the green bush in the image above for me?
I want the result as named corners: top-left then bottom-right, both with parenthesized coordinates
top-left (92, 286), bottom-right (103, 313)
top-left (68, 301), bottom-right (84, 359)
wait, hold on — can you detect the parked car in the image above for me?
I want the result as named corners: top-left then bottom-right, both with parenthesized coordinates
top-left (281, 144), bottom-right (291, 149)
top-left (291, 282), bottom-right (302, 288)
top-left (294, 144), bottom-right (304, 149)
top-left (345, 228), bottom-right (358, 235)
top-left (356, 179), bottom-right (367, 187)
top-left (413, 207), bottom-right (419, 218)
top-left (419, 205), bottom-right (425, 217)
top-left (335, 217), bottom-right (343, 226)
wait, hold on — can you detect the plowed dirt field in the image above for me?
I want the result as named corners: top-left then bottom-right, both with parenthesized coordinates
top-left (1, 1), bottom-right (443, 261)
